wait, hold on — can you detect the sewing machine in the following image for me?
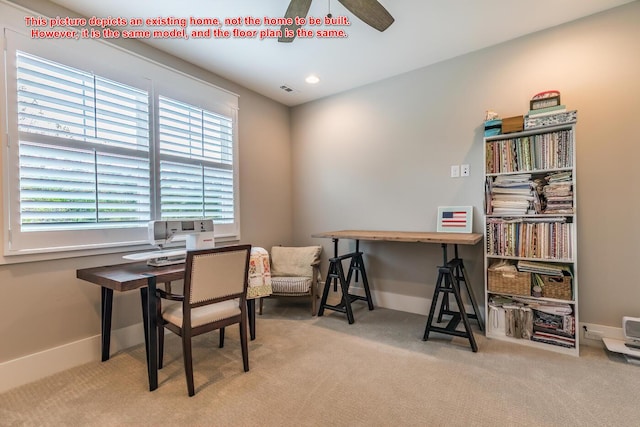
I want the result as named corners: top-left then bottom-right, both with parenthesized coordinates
top-left (123, 220), bottom-right (215, 266)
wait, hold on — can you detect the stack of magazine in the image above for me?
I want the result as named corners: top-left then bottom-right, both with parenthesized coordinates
top-left (516, 260), bottom-right (571, 276)
top-left (486, 174), bottom-right (536, 215)
top-left (543, 171), bottom-right (573, 214)
top-left (531, 308), bottom-right (575, 348)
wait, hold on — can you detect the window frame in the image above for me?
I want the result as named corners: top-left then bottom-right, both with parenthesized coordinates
top-left (2, 27), bottom-right (240, 261)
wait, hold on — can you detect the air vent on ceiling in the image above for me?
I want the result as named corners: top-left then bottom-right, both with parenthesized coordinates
top-left (280, 85), bottom-right (295, 93)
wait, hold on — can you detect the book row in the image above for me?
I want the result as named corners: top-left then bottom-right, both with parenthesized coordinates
top-left (486, 218), bottom-right (573, 260)
top-left (485, 129), bottom-right (573, 174)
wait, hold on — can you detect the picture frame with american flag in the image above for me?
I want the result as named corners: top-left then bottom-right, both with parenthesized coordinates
top-left (436, 206), bottom-right (473, 233)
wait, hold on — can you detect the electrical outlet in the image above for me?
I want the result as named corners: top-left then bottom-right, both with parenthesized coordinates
top-left (450, 165), bottom-right (460, 178)
top-left (461, 164), bottom-right (470, 177)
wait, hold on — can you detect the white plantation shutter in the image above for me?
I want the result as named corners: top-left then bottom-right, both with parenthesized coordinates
top-left (17, 52), bottom-right (151, 231)
top-left (158, 96), bottom-right (235, 224)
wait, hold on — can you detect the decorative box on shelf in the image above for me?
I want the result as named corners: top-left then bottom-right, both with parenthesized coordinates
top-left (530, 95), bottom-right (561, 111)
top-left (529, 90), bottom-right (561, 110)
top-left (484, 119), bottom-right (502, 137)
top-left (501, 115), bottom-right (524, 134)
top-left (525, 110), bottom-right (577, 129)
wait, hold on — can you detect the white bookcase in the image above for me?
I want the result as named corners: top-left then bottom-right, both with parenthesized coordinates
top-left (483, 122), bottom-right (579, 356)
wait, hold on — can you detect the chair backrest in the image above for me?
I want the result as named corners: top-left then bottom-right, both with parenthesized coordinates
top-left (183, 245), bottom-right (251, 309)
top-left (270, 246), bottom-right (322, 278)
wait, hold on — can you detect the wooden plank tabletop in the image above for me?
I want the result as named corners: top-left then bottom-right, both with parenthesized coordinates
top-left (311, 230), bottom-right (483, 245)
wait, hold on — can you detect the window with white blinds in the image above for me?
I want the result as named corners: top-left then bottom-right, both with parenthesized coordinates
top-left (3, 27), bottom-right (239, 257)
top-left (17, 52), bottom-right (151, 231)
top-left (158, 96), bottom-right (235, 224)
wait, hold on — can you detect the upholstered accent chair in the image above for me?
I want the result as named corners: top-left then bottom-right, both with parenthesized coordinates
top-left (259, 245), bottom-right (323, 316)
top-left (156, 245), bottom-right (251, 396)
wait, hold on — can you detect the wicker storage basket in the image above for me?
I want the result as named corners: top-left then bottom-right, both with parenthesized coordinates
top-left (540, 274), bottom-right (572, 300)
top-left (488, 269), bottom-right (531, 296)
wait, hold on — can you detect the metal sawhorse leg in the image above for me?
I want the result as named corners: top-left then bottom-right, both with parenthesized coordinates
top-left (423, 243), bottom-right (484, 352)
top-left (318, 251), bottom-right (373, 324)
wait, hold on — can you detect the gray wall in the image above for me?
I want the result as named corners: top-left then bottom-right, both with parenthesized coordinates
top-left (291, 2), bottom-right (640, 327)
top-left (0, 1), bottom-right (293, 362)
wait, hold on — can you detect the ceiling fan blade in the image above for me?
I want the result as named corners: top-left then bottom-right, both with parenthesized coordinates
top-left (337, 0), bottom-right (394, 32)
top-left (278, 0), bottom-right (313, 43)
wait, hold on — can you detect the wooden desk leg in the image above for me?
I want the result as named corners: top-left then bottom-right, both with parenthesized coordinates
top-left (140, 288), bottom-right (150, 367)
top-left (147, 276), bottom-right (158, 391)
top-left (140, 276), bottom-right (158, 392)
top-left (101, 286), bottom-right (113, 362)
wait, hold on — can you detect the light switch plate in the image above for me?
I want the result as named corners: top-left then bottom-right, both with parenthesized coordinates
top-left (450, 165), bottom-right (460, 178)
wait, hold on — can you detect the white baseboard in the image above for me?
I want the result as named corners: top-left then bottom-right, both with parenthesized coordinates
top-left (579, 322), bottom-right (624, 347)
top-left (0, 322), bottom-right (145, 394)
top-left (350, 286), bottom-right (486, 320)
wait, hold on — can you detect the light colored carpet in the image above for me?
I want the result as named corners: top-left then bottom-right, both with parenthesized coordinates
top-left (1, 297), bottom-right (638, 427)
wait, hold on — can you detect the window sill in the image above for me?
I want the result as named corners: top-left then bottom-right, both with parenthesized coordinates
top-left (1, 234), bottom-right (240, 265)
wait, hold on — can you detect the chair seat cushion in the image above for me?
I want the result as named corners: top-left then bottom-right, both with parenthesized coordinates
top-left (271, 276), bottom-right (312, 295)
top-left (162, 299), bottom-right (241, 328)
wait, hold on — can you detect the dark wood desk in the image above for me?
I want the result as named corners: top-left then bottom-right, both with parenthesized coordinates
top-left (312, 230), bottom-right (484, 351)
top-left (77, 262), bottom-right (181, 391)
top-left (77, 260), bottom-right (262, 391)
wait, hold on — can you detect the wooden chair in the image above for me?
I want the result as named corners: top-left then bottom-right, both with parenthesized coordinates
top-left (259, 246), bottom-right (322, 316)
top-left (156, 245), bottom-right (251, 396)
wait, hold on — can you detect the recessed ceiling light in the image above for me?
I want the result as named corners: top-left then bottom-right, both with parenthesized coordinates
top-left (305, 75), bottom-right (320, 84)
